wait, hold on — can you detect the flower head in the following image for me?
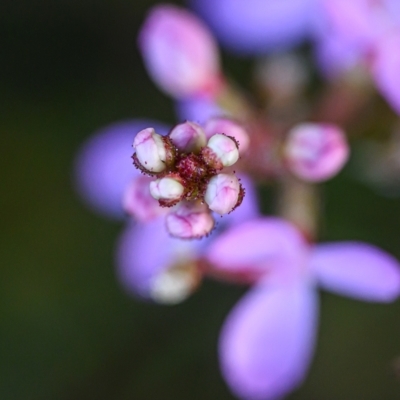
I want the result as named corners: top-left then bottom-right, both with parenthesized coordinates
top-left (132, 118), bottom-right (247, 238)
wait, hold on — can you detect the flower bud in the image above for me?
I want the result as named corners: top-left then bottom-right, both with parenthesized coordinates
top-left (138, 5), bottom-right (221, 98)
top-left (203, 133), bottom-right (240, 169)
top-left (204, 117), bottom-right (249, 153)
top-left (204, 173), bottom-right (242, 215)
top-left (284, 123), bottom-right (349, 182)
top-left (133, 128), bottom-right (172, 173)
top-left (169, 121), bottom-right (207, 153)
top-left (166, 201), bottom-right (215, 239)
top-left (122, 176), bottom-right (166, 222)
top-left (149, 176), bottom-right (185, 206)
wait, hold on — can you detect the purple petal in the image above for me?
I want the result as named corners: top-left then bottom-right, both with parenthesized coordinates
top-left (220, 280), bottom-right (318, 400)
top-left (309, 242), bottom-right (400, 302)
top-left (73, 120), bottom-right (169, 219)
top-left (373, 34), bottom-right (400, 115)
top-left (315, 32), bottom-right (364, 78)
top-left (116, 219), bottom-right (205, 300)
top-left (205, 218), bottom-right (308, 282)
top-left (175, 95), bottom-right (226, 124)
top-left (190, 0), bottom-right (317, 55)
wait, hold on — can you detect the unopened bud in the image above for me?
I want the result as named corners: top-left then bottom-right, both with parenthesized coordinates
top-left (133, 128), bottom-right (173, 173)
top-left (166, 201), bottom-right (215, 239)
top-left (203, 134), bottom-right (239, 169)
top-left (150, 176), bottom-right (185, 206)
top-left (204, 117), bottom-right (250, 153)
top-left (169, 121), bottom-right (207, 153)
top-left (284, 123), bottom-right (349, 182)
top-left (122, 176), bottom-right (165, 221)
top-left (138, 5), bottom-right (221, 98)
top-left (204, 173), bottom-right (242, 215)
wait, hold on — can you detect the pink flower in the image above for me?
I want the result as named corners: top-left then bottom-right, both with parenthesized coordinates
top-left (138, 4), bottom-right (221, 99)
top-left (284, 123), bottom-right (349, 182)
top-left (205, 218), bottom-right (400, 400)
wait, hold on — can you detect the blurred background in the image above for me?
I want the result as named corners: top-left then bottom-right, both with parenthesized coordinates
top-left (2, 0), bottom-right (400, 399)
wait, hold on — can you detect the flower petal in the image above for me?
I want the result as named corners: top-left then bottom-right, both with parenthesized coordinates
top-left (191, 0), bottom-right (316, 54)
top-left (175, 95), bottom-right (225, 124)
top-left (310, 242), bottom-right (400, 301)
top-left (74, 120), bottom-right (169, 219)
top-left (220, 280), bottom-right (318, 400)
top-left (373, 34), bottom-right (400, 115)
top-left (205, 218), bottom-right (308, 283)
top-left (116, 219), bottom-right (205, 303)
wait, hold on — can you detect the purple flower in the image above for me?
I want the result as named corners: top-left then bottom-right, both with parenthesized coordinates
top-left (138, 4), bottom-right (222, 99)
top-left (74, 121), bottom-right (259, 301)
top-left (205, 218), bottom-right (400, 399)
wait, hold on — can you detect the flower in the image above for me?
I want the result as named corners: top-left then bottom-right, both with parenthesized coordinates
top-left (138, 4), bottom-right (222, 99)
top-left (283, 123), bottom-right (349, 182)
top-left (74, 120), bottom-right (259, 303)
top-left (205, 217), bottom-right (400, 400)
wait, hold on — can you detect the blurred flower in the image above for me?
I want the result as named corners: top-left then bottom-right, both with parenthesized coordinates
top-left (138, 4), bottom-right (222, 99)
top-left (283, 123), bottom-right (349, 182)
top-left (206, 218), bottom-right (400, 399)
top-left (318, 0), bottom-right (400, 114)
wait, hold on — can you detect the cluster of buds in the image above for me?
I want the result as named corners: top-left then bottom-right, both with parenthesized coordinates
top-left (131, 118), bottom-right (247, 239)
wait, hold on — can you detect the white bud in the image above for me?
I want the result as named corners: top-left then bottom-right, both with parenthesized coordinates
top-left (149, 176), bottom-right (185, 201)
top-left (133, 128), bottom-right (167, 173)
top-left (204, 173), bottom-right (241, 215)
top-left (207, 134), bottom-right (239, 167)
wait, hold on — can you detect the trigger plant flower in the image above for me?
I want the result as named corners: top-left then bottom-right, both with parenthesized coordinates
top-left (73, 1), bottom-right (400, 399)
top-left (205, 218), bottom-right (400, 400)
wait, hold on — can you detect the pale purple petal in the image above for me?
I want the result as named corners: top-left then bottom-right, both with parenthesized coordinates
top-left (205, 218), bottom-right (308, 283)
top-left (220, 280), bottom-right (318, 400)
top-left (190, 0), bottom-right (317, 55)
top-left (74, 120), bottom-right (168, 219)
top-left (175, 95), bottom-right (226, 124)
top-left (309, 242), bottom-right (400, 302)
top-left (139, 4), bottom-right (220, 98)
top-left (116, 219), bottom-right (205, 300)
top-left (373, 33), bottom-right (400, 115)
top-left (315, 32), bottom-right (364, 78)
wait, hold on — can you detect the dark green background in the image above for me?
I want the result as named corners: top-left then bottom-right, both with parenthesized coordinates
top-left (1, 0), bottom-right (400, 399)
